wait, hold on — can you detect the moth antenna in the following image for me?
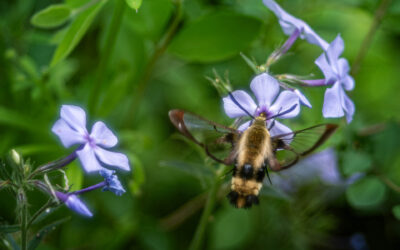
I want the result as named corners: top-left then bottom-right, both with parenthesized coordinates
top-left (228, 92), bottom-right (255, 119)
top-left (268, 119), bottom-right (276, 130)
top-left (267, 104), bottom-right (298, 120)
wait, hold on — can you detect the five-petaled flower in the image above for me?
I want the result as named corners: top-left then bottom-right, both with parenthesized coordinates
top-left (263, 0), bottom-right (328, 50)
top-left (56, 191), bottom-right (93, 217)
top-left (52, 105), bottom-right (130, 173)
top-left (315, 35), bottom-right (355, 123)
top-left (223, 73), bottom-right (300, 136)
top-left (100, 169), bottom-right (126, 196)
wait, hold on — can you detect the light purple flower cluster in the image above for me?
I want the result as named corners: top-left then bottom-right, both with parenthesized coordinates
top-left (223, 73), bottom-right (299, 136)
top-left (260, 0), bottom-right (355, 123)
top-left (52, 105), bottom-right (130, 173)
top-left (51, 105), bottom-right (130, 217)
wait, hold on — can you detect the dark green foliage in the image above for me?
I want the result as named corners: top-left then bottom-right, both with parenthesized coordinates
top-left (1, 0), bottom-right (400, 249)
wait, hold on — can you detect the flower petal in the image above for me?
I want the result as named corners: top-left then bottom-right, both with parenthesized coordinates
top-left (302, 26), bottom-right (329, 50)
top-left (94, 147), bottom-right (130, 171)
top-left (65, 194), bottom-right (93, 217)
top-left (250, 73), bottom-right (280, 107)
top-left (90, 121), bottom-right (118, 148)
top-left (223, 90), bottom-right (257, 118)
top-left (60, 105), bottom-right (87, 134)
top-left (327, 34), bottom-right (344, 63)
top-left (342, 91), bottom-right (355, 123)
top-left (99, 169), bottom-right (126, 196)
top-left (263, 0), bottom-right (328, 49)
top-left (269, 120), bottom-right (293, 142)
top-left (76, 144), bottom-right (104, 172)
top-left (238, 120), bottom-right (252, 132)
top-left (52, 119), bottom-right (86, 147)
top-left (315, 53), bottom-right (337, 84)
top-left (322, 82), bottom-right (345, 118)
top-left (294, 89), bottom-right (312, 108)
top-left (338, 58), bottom-right (350, 75)
top-left (342, 75), bottom-right (355, 91)
top-left (269, 91), bottom-right (300, 119)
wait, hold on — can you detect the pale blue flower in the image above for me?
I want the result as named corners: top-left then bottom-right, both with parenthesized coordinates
top-left (52, 105), bottom-right (130, 173)
top-left (56, 191), bottom-right (93, 217)
top-left (99, 169), bottom-right (126, 196)
top-left (263, 0), bottom-right (328, 49)
top-left (315, 35), bottom-right (355, 123)
top-left (223, 73), bottom-right (300, 137)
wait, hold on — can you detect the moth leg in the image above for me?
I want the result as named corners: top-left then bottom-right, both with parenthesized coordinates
top-left (262, 160), bottom-right (272, 185)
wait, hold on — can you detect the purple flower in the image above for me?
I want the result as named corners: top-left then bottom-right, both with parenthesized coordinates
top-left (99, 169), bottom-right (126, 196)
top-left (263, 0), bottom-right (328, 49)
top-left (223, 73), bottom-right (300, 137)
top-left (52, 105), bottom-right (130, 173)
top-left (56, 191), bottom-right (93, 217)
top-left (315, 35), bottom-right (355, 123)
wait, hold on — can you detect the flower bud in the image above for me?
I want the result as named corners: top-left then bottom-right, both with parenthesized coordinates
top-left (11, 149), bottom-right (21, 165)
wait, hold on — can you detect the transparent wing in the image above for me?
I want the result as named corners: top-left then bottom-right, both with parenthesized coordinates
top-left (169, 110), bottom-right (240, 164)
top-left (270, 124), bottom-right (338, 170)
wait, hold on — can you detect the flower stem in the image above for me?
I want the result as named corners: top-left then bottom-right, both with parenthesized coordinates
top-left (88, 0), bottom-right (126, 115)
top-left (189, 165), bottom-right (227, 250)
top-left (351, 0), bottom-right (393, 75)
top-left (300, 79), bottom-right (327, 87)
top-left (266, 29), bottom-right (300, 68)
top-left (72, 181), bottom-right (106, 195)
top-left (29, 151), bottom-right (77, 179)
top-left (19, 191), bottom-right (28, 250)
top-left (26, 199), bottom-right (55, 229)
top-left (125, 0), bottom-right (184, 127)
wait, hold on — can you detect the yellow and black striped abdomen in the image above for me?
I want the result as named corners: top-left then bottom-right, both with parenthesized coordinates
top-left (227, 119), bottom-right (272, 208)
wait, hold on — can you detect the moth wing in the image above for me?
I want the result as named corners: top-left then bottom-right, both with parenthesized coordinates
top-left (169, 109), bottom-right (240, 164)
top-left (269, 124), bottom-right (338, 171)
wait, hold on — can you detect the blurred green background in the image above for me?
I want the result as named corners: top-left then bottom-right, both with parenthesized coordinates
top-left (1, 0), bottom-right (400, 249)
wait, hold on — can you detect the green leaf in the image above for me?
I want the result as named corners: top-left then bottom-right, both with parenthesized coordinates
top-left (0, 107), bottom-right (46, 134)
top-left (128, 154), bottom-right (145, 196)
top-left (346, 177), bottom-right (386, 209)
top-left (28, 217), bottom-right (70, 250)
top-left (342, 151), bottom-right (372, 176)
top-left (30, 205), bottom-right (62, 226)
top-left (126, 0), bottom-right (142, 11)
top-left (13, 144), bottom-right (60, 156)
top-left (2, 234), bottom-right (20, 250)
top-left (210, 209), bottom-right (253, 249)
top-left (50, 0), bottom-right (106, 67)
top-left (31, 4), bottom-right (72, 29)
top-left (169, 11), bottom-right (262, 62)
top-left (392, 205), bottom-right (400, 220)
top-left (65, 162), bottom-right (83, 191)
top-left (0, 224), bottom-right (20, 234)
top-left (159, 160), bottom-right (213, 179)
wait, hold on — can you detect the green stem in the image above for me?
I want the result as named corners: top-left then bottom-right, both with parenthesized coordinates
top-left (378, 175), bottom-right (400, 193)
top-left (125, 0), bottom-right (183, 127)
top-left (20, 191), bottom-right (28, 250)
top-left (26, 199), bottom-right (55, 229)
top-left (351, 0), bottom-right (392, 75)
top-left (189, 165), bottom-right (227, 250)
top-left (88, 0), bottom-right (126, 115)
